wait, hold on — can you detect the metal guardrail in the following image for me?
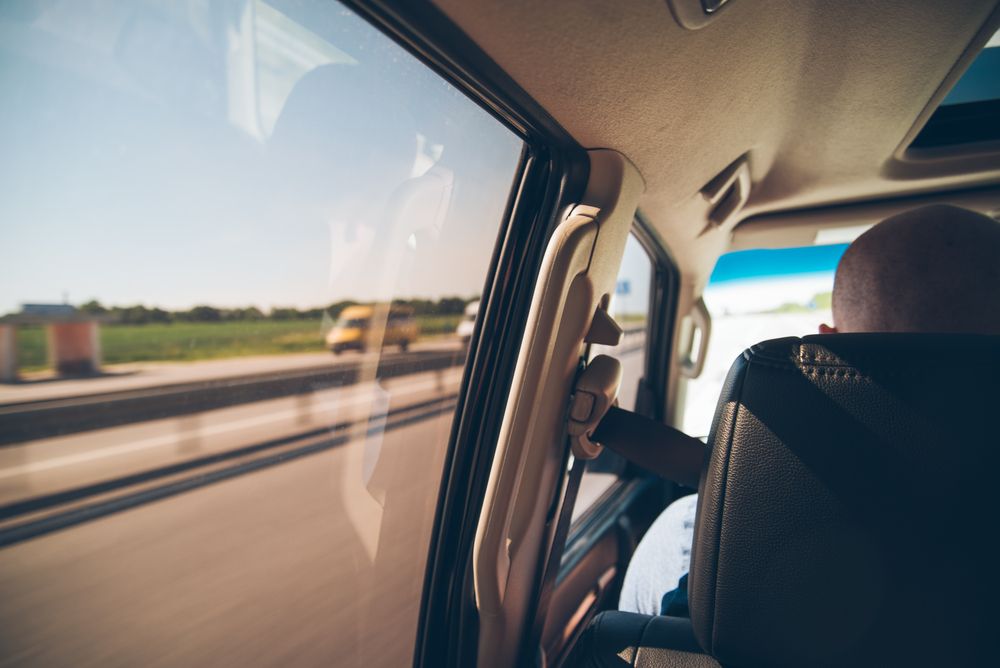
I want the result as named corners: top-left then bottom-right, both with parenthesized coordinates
top-left (0, 349), bottom-right (466, 446)
top-left (0, 326), bottom-right (646, 446)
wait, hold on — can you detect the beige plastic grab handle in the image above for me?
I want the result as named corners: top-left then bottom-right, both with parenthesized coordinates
top-left (679, 297), bottom-right (711, 379)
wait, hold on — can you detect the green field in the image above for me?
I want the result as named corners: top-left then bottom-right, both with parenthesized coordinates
top-left (16, 315), bottom-right (462, 371)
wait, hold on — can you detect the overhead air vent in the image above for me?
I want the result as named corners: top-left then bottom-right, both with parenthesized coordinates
top-left (699, 155), bottom-right (751, 235)
top-left (701, 0), bottom-right (730, 14)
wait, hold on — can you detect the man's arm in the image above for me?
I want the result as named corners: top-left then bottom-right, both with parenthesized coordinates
top-left (591, 406), bottom-right (705, 489)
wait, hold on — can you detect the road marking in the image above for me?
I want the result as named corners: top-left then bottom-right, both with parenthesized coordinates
top-left (0, 371), bottom-right (461, 479)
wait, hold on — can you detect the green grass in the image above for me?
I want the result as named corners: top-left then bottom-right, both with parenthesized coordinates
top-left (16, 315), bottom-right (463, 371)
top-left (414, 315), bottom-right (461, 335)
top-left (16, 326), bottom-right (49, 371)
top-left (767, 291), bottom-right (833, 314)
top-left (617, 312), bottom-right (648, 325)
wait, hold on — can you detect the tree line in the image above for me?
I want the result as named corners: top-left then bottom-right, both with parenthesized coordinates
top-left (77, 297), bottom-right (477, 325)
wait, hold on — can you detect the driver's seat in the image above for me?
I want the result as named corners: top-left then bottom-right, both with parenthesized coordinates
top-left (577, 333), bottom-right (999, 666)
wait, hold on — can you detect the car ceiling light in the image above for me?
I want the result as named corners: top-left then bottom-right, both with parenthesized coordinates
top-left (668, 0), bottom-right (737, 30)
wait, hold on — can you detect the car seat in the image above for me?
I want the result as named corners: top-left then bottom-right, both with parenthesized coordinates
top-left (576, 333), bottom-right (999, 666)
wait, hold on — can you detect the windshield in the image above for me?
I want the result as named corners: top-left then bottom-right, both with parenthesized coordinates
top-left (681, 243), bottom-right (847, 436)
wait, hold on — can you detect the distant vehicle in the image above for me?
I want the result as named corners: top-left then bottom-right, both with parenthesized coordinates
top-left (456, 300), bottom-right (479, 344)
top-left (327, 304), bottom-right (418, 354)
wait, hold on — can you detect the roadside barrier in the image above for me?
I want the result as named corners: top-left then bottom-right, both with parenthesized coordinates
top-left (0, 349), bottom-right (465, 446)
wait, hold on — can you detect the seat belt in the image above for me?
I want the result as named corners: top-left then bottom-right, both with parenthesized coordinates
top-left (527, 354), bottom-right (622, 666)
top-left (593, 407), bottom-right (706, 490)
top-left (528, 451), bottom-right (586, 666)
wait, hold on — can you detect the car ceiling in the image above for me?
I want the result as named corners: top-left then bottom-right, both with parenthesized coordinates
top-left (432, 0), bottom-right (1000, 284)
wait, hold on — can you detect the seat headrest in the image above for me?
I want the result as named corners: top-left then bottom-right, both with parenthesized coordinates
top-left (688, 333), bottom-right (1000, 667)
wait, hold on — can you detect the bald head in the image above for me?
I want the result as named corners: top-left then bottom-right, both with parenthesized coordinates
top-left (831, 205), bottom-right (1000, 334)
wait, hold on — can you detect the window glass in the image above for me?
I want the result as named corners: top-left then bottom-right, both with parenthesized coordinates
top-left (0, 2), bottom-right (522, 666)
top-left (940, 28), bottom-right (1000, 107)
top-left (911, 28), bottom-right (1000, 148)
top-left (572, 233), bottom-right (654, 522)
top-left (681, 244), bottom-right (847, 436)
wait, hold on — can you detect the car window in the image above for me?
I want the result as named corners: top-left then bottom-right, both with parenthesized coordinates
top-left (680, 243), bottom-right (847, 436)
top-left (571, 232), bottom-right (654, 522)
top-left (0, 2), bottom-right (523, 666)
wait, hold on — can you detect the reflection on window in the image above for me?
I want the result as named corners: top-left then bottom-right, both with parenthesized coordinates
top-left (0, 1), bottom-right (522, 666)
top-left (680, 244), bottom-right (846, 436)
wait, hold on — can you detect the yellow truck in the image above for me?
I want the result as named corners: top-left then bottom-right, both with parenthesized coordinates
top-left (326, 304), bottom-right (418, 354)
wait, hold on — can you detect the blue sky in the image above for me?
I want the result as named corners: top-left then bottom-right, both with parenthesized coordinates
top-left (709, 244), bottom-right (848, 285)
top-left (0, 1), bottom-right (522, 316)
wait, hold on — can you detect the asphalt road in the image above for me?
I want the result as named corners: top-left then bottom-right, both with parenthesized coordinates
top-left (0, 368), bottom-right (460, 666)
top-left (0, 334), bottom-right (646, 667)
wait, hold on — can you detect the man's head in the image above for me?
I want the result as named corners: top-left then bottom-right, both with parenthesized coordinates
top-left (820, 204), bottom-right (1000, 334)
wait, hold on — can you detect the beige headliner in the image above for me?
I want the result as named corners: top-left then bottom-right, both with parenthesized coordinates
top-left (434, 0), bottom-right (1000, 286)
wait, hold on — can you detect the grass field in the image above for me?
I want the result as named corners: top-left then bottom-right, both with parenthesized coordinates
top-left (15, 315), bottom-right (462, 371)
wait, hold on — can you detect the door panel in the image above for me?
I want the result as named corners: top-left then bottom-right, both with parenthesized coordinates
top-left (541, 531), bottom-right (618, 665)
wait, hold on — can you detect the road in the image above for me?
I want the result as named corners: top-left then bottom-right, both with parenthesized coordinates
top-left (0, 363), bottom-right (461, 666)
top-left (0, 334), bottom-right (645, 667)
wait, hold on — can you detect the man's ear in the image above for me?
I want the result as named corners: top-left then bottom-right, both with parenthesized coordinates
top-left (819, 323), bottom-right (838, 334)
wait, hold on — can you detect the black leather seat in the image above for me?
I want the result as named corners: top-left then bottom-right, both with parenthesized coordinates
top-left (577, 333), bottom-right (1000, 667)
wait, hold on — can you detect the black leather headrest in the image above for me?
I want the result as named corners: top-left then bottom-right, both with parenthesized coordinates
top-left (688, 334), bottom-right (1000, 667)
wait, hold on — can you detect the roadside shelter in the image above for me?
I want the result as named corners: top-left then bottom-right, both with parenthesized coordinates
top-left (0, 304), bottom-right (102, 382)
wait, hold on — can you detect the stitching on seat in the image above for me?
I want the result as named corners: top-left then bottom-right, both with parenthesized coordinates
top-left (708, 352), bottom-right (746, 654)
top-left (803, 368), bottom-right (869, 380)
top-left (744, 353), bottom-right (950, 381)
top-left (743, 356), bottom-right (936, 385)
top-left (635, 615), bottom-right (657, 668)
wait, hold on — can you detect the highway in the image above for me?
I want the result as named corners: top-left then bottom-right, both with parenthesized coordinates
top-left (0, 334), bottom-right (645, 666)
